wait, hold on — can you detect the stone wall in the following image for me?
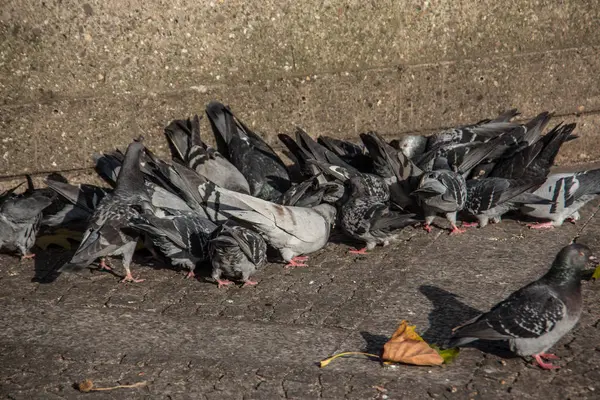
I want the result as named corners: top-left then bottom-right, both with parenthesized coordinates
top-left (1, 0), bottom-right (599, 181)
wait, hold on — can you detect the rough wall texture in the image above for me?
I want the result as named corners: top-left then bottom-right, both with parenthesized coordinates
top-left (1, 0), bottom-right (600, 180)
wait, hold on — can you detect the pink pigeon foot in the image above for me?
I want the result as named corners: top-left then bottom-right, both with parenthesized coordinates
top-left (216, 279), bottom-right (234, 288)
top-left (20, 253), bottom-right (35, 260)
top-left (450, 224), bottom-right (466, 235)
top-left (534, 354), bottom-right (560, 370)
top-left (185, 270), bottom-right (196, 279)
top-left (121, 273), bottom-right (145, 283)
top-left (348, 247), bottom-right (368, 255)
top-left (98, 259), bottom-right (113, 272)
top-left (527, 221), bottom-right (555, 230)
top-left (285, 256), bottom-right (309, 268)
top-left (242, 280), bottom-right (258, 287)
top-left (539, 352), bottom-right (560, 360)
top-left (423, 224), bottom-right (432, 233)
top-left (566, 217), bottom-right (577, 224)
top-left (462, 222), bottom-right (479, 228)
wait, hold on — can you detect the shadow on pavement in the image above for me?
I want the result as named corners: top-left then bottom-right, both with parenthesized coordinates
top-left (419, 284), bottom-right (516, 358)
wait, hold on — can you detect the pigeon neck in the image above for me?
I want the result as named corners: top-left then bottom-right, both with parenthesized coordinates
top-left (115, 143), bottom-right (144, 193)
top-left (542, 264), bottom-right (582, 288)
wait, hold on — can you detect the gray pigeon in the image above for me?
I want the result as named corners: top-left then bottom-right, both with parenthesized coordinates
top-left (208, 223), bottom-right (268, 287)
top-left (64, 140), bottom-right (151, 283)
top-left (130, 211), bottom-right (217, 279)
top-left (339, 176), bottom-right (419, 253)
top-left (164, 114), bottom-right (251, 194)
top-left (0, 179), bottom-right (53, 259)
top-left (391, 109), bottom-right (520, 164)
top-left (43, 180), bottom-right (110, 229)
top-left (197, 181), bottom-right (336, 267)
top-left (412, 170), bottom-right (468, 234)
top-left (206, 101), bottom-right (291, 202)
top-left (448, 243), bottom-right (594, 369)
top-left (463, 178), bottom-right (550, 228)
top-left (520, 169), bottom-right (600, 228)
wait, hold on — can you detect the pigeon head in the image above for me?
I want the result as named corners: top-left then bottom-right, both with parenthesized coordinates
top-left (545, 243), bottom-right (595, 284)
top-left (412, 172), bottom-right (447, 198)
top-left (390, 135), bottom-right (428, 159)
top-left (312, 203), bottom-right (337, 226)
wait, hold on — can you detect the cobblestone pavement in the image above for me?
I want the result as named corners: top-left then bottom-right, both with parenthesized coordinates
top-left (1, 201), bottom-right (600, 399)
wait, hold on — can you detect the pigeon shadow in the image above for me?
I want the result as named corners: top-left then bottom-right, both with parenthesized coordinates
top-left (419, 284), bottom-right (515, 358)
top-left (359, 331), bottom-right (388, 355)
top-left (31, 246), bottom-right (74, 284)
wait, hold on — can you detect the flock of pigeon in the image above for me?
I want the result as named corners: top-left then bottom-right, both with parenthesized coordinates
top-left (0, 101), bottom-right (599, 369)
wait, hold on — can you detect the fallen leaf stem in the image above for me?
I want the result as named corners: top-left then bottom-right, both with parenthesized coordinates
top-left (320, 351), bottom-right (381, 367)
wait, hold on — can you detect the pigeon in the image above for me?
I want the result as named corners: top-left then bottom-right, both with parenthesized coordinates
top-left (64, 140), bottom-right (151, 283)
top-left (488, 123), bottom-right (577, 180)
top-left (462, 178), bottom-right (551, 228)
top-left (413, 169), bottom-right (468, 234)
top-left (129, 211), bottom-right (217, 279)
top-left (448, 243), bottom-right (594, 370)
top-left (164, 114), bottom-right (251, 194)
top-left (390, 109), bottom-right (520, 163)
top-left (416, 111), bottom-right (551, 175)
top-left (360, 131), bottom-right (423, 210)
top-left (317, 135), bottom-right (374, 173)
top-left (339, 176), bottom-right (419, 254)
top-left (43, 179), bottom-right (110, 229)
top-left (520, 169), bottom-right (600, 228)
top-left (208, 222), bottom-right (268, 288)
top-left (206, 101), bottom-right (291, 202)
top-left (0, 178), bottom-right (53, 259)
top-left (197, 181), bottom-right (337, 267)
top-left (280, 177), bottom-right (344, 207)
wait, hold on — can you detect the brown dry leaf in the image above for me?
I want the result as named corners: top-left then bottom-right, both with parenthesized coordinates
top-left (381, 320), bottom-right (444, 366)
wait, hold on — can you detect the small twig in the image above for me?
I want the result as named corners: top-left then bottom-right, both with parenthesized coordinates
top-left (76, 379), bottom-right (147, 392)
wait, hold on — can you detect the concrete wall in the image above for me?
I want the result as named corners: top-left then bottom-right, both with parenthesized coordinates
top-left (1, 0), bottom-right (600, 182)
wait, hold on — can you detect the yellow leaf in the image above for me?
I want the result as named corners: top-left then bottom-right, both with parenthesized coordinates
top-left (592, 265), bottom-right (600, 280)
top-left (431, 345), bottom-right (460, 364)
top-left (382, 320), bottom-right (444, 366)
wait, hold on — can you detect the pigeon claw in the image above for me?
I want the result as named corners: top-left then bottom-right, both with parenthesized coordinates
top-left (121, 273), bottom-right (145, 283)
top-left (20, 253), bottom-right (36, 261)
top-left (462, 222), bottom-right (479, 228)
top-left (185, 270), bottom-right (196, 280)
top-left (539, 352), bottom-right (560, 360)
top-left (527, 222), bottom-right (555, 230)
top-left (242, 280), bottom-right (258, 287)
top-left (450, 225), bottom-right (466, 235)
top-left (534, 354), bottom-right (560, 370)
top-left (216, 279), bottom-right (234, 288)
top-left (423, 224), bottom-right (432, 233)
top-left (285, 256), bottom-right (309, 268)
top-left (348, 247), bottom-right (368, 255)
top-left (98, 259), bottom-right (113, 271)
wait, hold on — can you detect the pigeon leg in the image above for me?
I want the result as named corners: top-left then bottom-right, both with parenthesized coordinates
top-left (462, 222), bottom-right (479, 228)
top-left (534, 354), bottom-right (560, 370)
top-left (450, 224), bottom-right (467, 235)
top-left (242, 280), bottom-right (258, 287)
top-left (284, 256), bottom-right (308, 268)
top-left (292, 255), bottom-right (309, 261)
top-left (527, 221), bottom-right (555, 229)
top-left (185, 270), bottom-right (196, 279)
top-left (20, 253), bottom-right (36, 260)
top-left (216, 279), bottom-right (234, 288)
top-left (539, 353), bottom-right (560, 360)
top-left (120, 242), bottom-right (144, 283)
top-left (423, 223), bottom-right (433, 233)
top-left (121, 272), bottom-right (146, 283)
top-left (98, 258), bottom-right (113, 271)
top-left (348, 247), bottom-right (368, 255)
